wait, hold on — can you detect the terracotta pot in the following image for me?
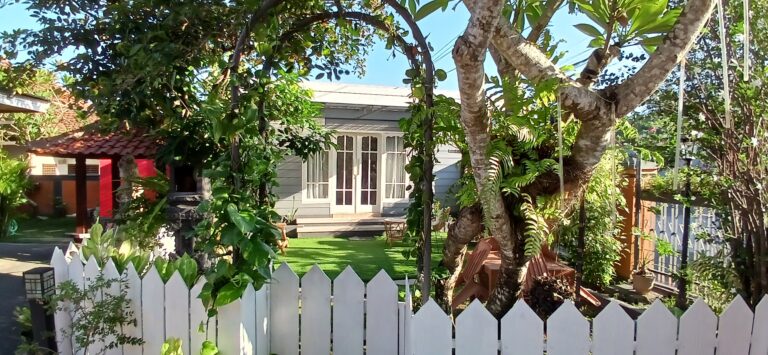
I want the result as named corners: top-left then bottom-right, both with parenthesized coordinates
top-left (632, 273), bottom-right (655, 295)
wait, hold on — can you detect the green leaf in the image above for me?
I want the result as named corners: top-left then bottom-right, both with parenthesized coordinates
top-left (412, 85), bottom-right (425, 99)
top-left (588, 37), bottom-right (605, 48)
top-left (176, 254), bottom-right (198, 287)
top-left (220, 224), bottom-right (241, 245)
top-left (408, 0), bottom-right (417, 15)
top-left (226, 203), bottom-right (254, 233)
top-left (214, 281), bottom-right (247, 307)
top-left (414, 0), bottom-right (445, 21)
top-left (574, 23), bottom-right (603, 37)
top-left (200, 341), bottom-right (220, 355)
top-left (435, 69), bottom-right (447, 81)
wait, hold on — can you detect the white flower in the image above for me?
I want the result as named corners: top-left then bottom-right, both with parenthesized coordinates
top-left (751, 137), bottom-right (759, 147)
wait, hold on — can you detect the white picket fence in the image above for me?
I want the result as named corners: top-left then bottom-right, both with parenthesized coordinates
top-left (50, 247), bottom-right (768, 355)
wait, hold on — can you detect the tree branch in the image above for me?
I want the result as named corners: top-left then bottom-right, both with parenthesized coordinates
top-left (464, 0), bottom-right (612, 120)
top-left (526, 0), bottom-right (563, 43)
top-left (613, 0), bottom-right (715, 117)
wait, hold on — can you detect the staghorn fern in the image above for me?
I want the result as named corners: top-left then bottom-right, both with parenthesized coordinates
top-left (518, 194), bottom-right (550, 257)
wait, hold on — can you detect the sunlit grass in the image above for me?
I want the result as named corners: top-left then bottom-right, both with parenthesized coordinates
top-left (6, 217), bottom-right (75, 243)
top-left (277, 233), bottom-right (446, 281)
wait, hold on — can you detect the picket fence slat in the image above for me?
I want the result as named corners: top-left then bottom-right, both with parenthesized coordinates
top-left (122, 263), bottom-right (143, 355)
top-left (547, 301), bottom-right (590, 355)
top-left (67, 254), bottom-right (85, 355)
top-left (218, 298), bottom-right (243, 355)
top-left (50, 248), bottom-right (73, 355)
top-left (501, 300), bottom-right (542, 355)
top-left (190, 278), bottom-right (213, 355)
top-left (241, 285), bottom-right (257, 355)
top-left (717, 296), bottom-right (753, 355)
top-left (255, 285), bottom-right (269, 355)
top-left (83, 257), bottom-right (106, 354)
top-left (412, 299), bottom-right (451, 355)
top-left (592, 302), bottom-right (634, 355)
top-left (333, 266), bottom-right (365, 355)
top-left (456, 300), bottom-right (497, 355)
top-left (141, 266), bottom-right (165, 354)
top-left (678, 299), bottom-right (717, 355)
top-left (102, 260), bottom-right (122, 355)
top-left (68, 252), bottom-right (84, 289)
top-left (636, 300), bottom-right (677, 355)
top-left (366, 270), bottom-right (398, 355)
top-left (402, 277), bottom-right (413, 355)
top-left (165, 272), bottom-right (190, 354)
top-left (301, 265), bottom-right (332, 355)
top-left (270, 263), bottom-right (299, 355)
top-left (750, 296), bottom-right (768, 355)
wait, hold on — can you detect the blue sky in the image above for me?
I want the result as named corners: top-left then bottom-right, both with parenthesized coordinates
top-left (0, 2), bottom-right (594, 91)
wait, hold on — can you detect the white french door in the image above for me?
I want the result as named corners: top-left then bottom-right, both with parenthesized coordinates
top-left (333, 134), bottom-right (380, 214)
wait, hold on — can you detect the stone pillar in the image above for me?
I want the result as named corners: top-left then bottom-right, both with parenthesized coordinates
top-left (616, 161), bottom-right (658, 280)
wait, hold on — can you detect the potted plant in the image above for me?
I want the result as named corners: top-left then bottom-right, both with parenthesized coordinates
top-left (633, 254), bottom-right (656, 295)
top-left (632, 229), bottom-right (677, 295)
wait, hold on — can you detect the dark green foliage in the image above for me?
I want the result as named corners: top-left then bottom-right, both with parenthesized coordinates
top-left (49, 275), bottom-right (144, 354)
top-left (0, 151), bottom-right (30, 239)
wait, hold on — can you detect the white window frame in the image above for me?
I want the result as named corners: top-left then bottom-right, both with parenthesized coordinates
top-left (383, 134), bottom-right (409, 202)
top-left (302, 150), bottom-right (332, 202)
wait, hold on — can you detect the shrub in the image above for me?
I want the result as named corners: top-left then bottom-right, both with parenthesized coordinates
top-left (0, 151), bottom-right (29, 239)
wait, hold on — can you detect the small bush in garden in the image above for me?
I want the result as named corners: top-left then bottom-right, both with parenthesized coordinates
top-left (0, 151), bottom-right (30, 239)
top-left (49, 275), bottom-right (144, 354)
top-left (525, 276), bottom-right (575, 319)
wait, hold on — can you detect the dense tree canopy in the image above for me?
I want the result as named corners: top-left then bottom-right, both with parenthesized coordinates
top-left (1, 0), bottom-right (726, 315)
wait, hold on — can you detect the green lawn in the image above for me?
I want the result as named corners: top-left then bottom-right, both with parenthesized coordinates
top-left (6, 217), bottom-right (75, 243)
top-left (277, 233), bottom-right (446, 281)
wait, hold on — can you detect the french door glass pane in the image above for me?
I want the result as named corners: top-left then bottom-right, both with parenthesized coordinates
top-left (336, 135), bottom-right (354, 206)
top-left (306, 151), bottom-right (329, 199)
top-left (385, 136), bottom-right (406, 199)
top-left (360, 136), bottom-right (377, 206)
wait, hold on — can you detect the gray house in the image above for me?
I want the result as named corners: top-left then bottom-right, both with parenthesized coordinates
top-left (274, 82), bottom-right (462, 236)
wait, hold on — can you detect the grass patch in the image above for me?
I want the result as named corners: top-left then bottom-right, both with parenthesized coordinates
top-left (277, 233), bottom-right (446, 281)
top-left (5, 217), bottom-right (75, 243)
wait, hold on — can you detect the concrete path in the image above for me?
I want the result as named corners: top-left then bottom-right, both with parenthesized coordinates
top-left (0, 243), bottom-right (65, 354)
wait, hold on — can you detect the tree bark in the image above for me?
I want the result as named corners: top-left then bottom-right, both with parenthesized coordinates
top-left (454, 0), bottom-right (522, 318)
top-left (434, 205), bottom-right (483, 312)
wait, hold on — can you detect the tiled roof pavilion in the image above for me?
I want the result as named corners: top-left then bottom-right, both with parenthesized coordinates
top-left (28, 123), bottom-right (158, 159)
top-left (28, 123), bottom-right (159, 233)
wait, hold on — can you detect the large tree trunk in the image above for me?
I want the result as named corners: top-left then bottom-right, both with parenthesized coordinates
top-left (448, 0), bottom-right (715, 316)
top-left (434, 205), bottom-right (483, 312)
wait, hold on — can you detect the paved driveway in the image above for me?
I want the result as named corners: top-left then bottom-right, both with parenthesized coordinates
top-left (0, 243), bottom-right (65, 354)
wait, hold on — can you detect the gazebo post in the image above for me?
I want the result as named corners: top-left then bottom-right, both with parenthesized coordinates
top-left (111, 156), bottom-right (120, 218)
top-left (75, 155), bottom-right (88, 233)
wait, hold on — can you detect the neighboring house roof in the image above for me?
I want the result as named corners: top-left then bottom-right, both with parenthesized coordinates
top-left (47, 91), bottom-right (98, 134)
top-left (0, 91), bottom-right (50, 113)
top-left (28, 123), bottom-right (158, 159)
top-left (302, 81), bottom-right (460, 109)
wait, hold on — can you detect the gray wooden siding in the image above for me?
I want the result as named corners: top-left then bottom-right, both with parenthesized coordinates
top-left (434, 144), bottom-right (462, 206)
top-left (274, 156), bottom-right (330, 218)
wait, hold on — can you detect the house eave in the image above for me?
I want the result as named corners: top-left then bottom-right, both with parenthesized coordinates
top-left (0, 91), bottom-right (50, 113)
